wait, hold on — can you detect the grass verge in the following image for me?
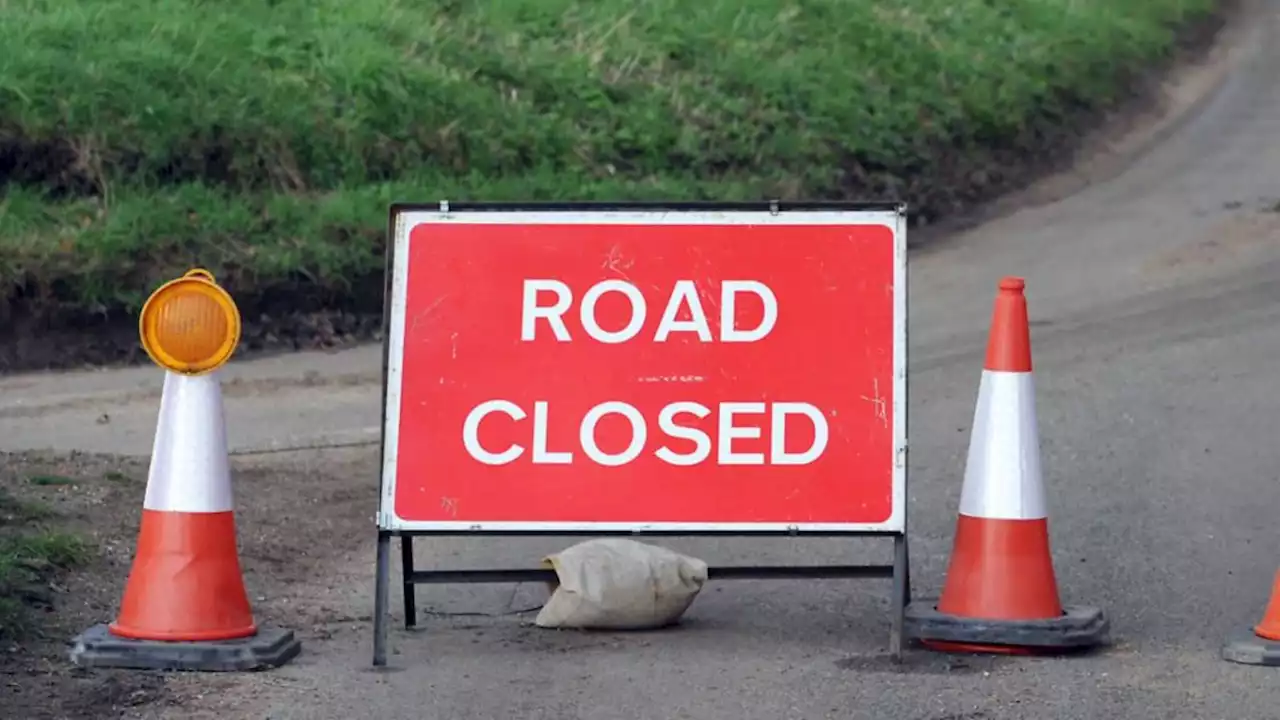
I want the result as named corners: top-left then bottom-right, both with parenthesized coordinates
top-left (0, 488), bottom-right (89, 640)
top-left (0, 0), bottom-right (1222, 369)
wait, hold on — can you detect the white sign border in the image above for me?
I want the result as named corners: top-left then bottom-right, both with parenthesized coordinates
top-left (378, 205), bottom-right (907, 534)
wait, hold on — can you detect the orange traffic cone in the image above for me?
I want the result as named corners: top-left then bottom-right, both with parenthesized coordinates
top-left (70, 268), bottom-right (301, 672)
top-left (109, 371), bottom-right (256, 641)
top-left (905, 277), bottom-right (1108, 654)
top-left (1222, 570), bottom-right (1280, 665)
top-left (1254, 574), bottom-right (1280, 641)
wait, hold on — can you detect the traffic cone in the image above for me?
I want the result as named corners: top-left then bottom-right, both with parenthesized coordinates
top-left (70, 370), bottom-right (301, 671)
top-left (109, 371), bottom-right (256, 641)
top-left (1253, 573), bottom-right (1280, 641)
top-left (1222, 569), bottom-right (1280, 665)
top-left (905, 277), bottom-right (1108, 654)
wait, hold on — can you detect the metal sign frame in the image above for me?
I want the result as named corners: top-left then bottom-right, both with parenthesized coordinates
top-left (371, 200), bottom-right (910, 667)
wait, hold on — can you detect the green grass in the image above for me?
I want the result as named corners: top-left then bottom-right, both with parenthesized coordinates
top-left (0, 489), bottom-right (89, 640)
top-left (0, 0), bottom-right (1217, 325)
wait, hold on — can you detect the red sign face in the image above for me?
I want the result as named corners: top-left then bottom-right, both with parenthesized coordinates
top-left (380, 208), bottom-right (905, 532)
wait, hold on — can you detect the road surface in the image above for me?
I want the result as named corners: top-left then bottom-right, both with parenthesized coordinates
top-left (4, 3), bottom-right (1280, 718)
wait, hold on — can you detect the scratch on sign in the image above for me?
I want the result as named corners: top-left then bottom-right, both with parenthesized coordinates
top-left (861, 378), bottom-right (888, 428)
top-left (410, 295), bottom-right (449, 337)
top-left (697, 278), bottom-right (719, 312)
top-left (440, 497), bottom-right (459, 517)
top-left (602, 245), bottom-right (635, 279)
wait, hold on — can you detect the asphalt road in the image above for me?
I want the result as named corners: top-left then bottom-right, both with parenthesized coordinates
top-left (5, 3), bottom-right (1280, 719)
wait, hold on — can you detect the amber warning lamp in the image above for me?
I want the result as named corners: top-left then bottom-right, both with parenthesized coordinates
top-left (138, 268), bottom-right (241, 375)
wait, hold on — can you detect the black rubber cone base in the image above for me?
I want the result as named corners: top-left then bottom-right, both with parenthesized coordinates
top-left (906, 599), bottom-right (1109, 653)
top-left (1222, 628), bottom-right (1280, 666)
top-left (69, 623), bottom-right (302, 672)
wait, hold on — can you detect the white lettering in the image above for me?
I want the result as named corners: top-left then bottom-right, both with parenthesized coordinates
top-left (718, 402), bottom-right (766, 465)
top-left (532, 401), bottom-right (572, 464)
top-left (521, 279), bottom-right (572, 341)
top-left (519, 279), bottom-right (780, 344)
top-left (579, 401), bottom-right (647, 466)
top-left (770, 402), bottom-right (829, 466)
top-left (580, 280), bottom-right (647, 344)
top-left (720, 280), bottom-right (778, 343)
top-left (654, 401), bottom-right (712, 465)
top-left (653, 280), bottom-right (713, 342)
top-left (462, 400), bottom-right (525, 465)
top-left (462, 400), bottom-right (829, 467)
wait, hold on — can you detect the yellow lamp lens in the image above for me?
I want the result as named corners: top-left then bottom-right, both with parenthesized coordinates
top-left (139, 270), bottom-right (241, 374)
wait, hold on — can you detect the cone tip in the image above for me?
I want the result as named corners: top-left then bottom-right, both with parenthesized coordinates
top-left (999, 277), bottom-right (1026, 293)
top-left (985, 275), bottom-right (1033, 372)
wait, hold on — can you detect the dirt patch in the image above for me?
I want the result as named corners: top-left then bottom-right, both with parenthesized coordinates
top-left (0, 448), bottom-right (376, 720)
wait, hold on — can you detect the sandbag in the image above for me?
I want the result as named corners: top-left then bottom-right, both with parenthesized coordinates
top-left (534, 538), bottom-right (709, 630)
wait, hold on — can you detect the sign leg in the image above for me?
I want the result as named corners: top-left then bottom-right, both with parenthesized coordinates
top-left (401, 535), bottom-right (418, 629)
top-left (902, 533), bottom-right (912, 606)
top-left (890, 533), bottom-right (910, 663)
top-left (373, 531), bottom-right (391, 667)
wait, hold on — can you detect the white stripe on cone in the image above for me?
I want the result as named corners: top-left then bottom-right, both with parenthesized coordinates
top-left (957, 370), bottom-right (1046, 520)
top-left (143, 371), bottom-right (234, 514)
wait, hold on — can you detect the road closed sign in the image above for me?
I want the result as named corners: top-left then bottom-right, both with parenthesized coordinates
top-left (378, 203), bottom-right (906, 533)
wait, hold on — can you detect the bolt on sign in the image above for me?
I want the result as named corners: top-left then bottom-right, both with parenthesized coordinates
top-left (372, 202), bottom-right (910, 666)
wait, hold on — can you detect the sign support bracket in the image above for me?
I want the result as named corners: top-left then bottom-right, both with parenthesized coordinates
top-left (372, 530), bottom-right (911, 667)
